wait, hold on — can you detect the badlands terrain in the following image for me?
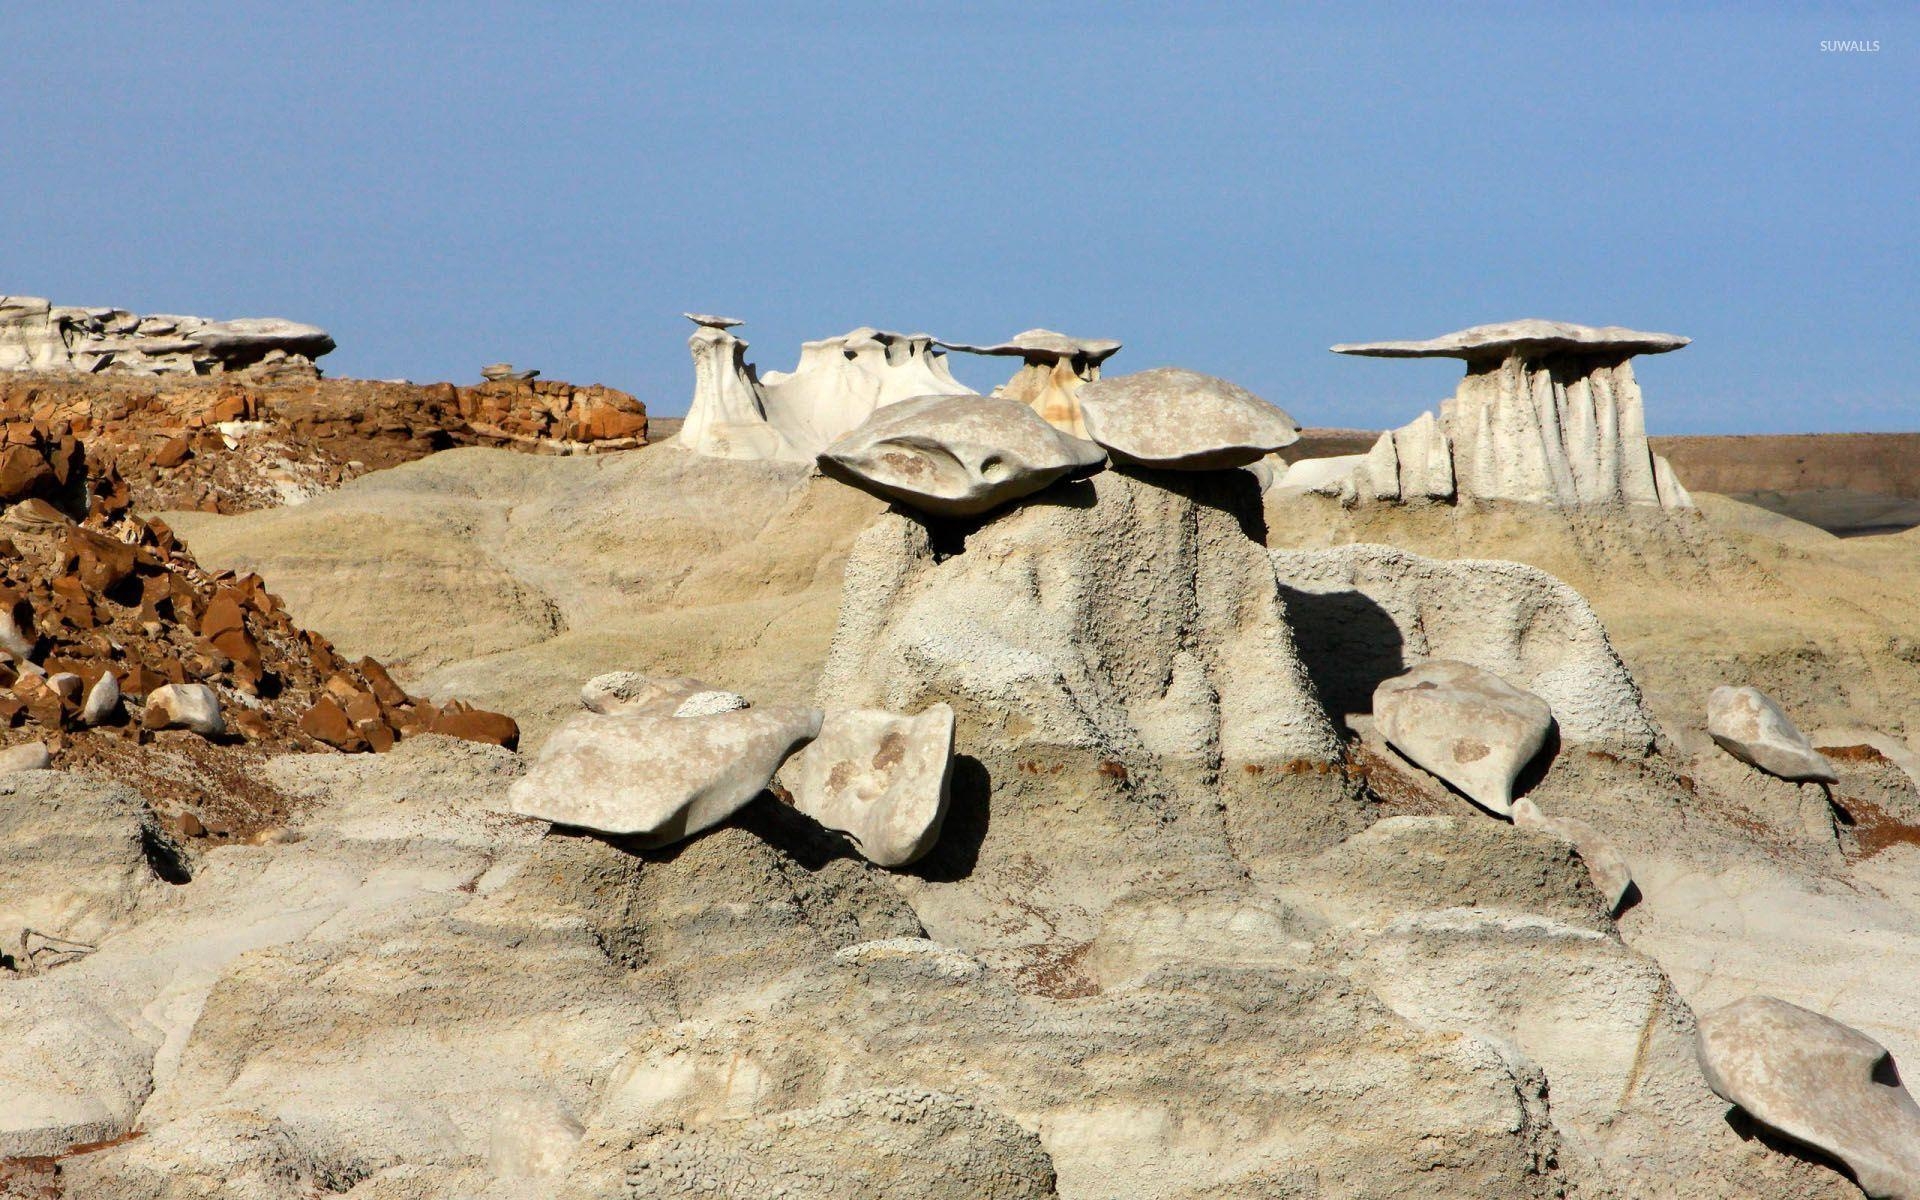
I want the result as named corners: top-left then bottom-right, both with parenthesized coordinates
top-left (2, 300), bottom-right (1920, 1198)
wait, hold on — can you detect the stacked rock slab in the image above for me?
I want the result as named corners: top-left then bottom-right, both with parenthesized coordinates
top-left (507, 699), bottom-right (824, 845)
top-left (1076, 366), bottom-right (1300, 469)
top-left (1311, 319), bottom-right (1694, 508)
top-left (1696, 996), bottom-right (1920, 1200)
top-left (938, 329), bottom-right (1121, 439)
top-left (0, 295), bottom-right (334, 376)
top-left (818, 394), bottom-right (1107, 517)
top-left (679, 315), bottom-right (979, 463)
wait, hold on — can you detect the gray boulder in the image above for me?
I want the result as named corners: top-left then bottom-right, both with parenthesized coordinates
top-left (1697, 996), bottom-right (1920, 1199)
top-left (1708, 686), bottom-right (1838, 783)
top-left (781, 704), bottom-right (955, 867)
top-left (818, 394), bottom-right (1106, 517)
top-left (1373, 660), bottom-right (1554, 816)
top-left (1077, 367), bottom-right (1301, 469)
top-left (505, 704), bottom-right (822, 844)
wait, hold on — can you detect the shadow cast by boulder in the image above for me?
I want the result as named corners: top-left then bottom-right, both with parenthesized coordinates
top-left (1278, 584), bottom-right (1408, 726)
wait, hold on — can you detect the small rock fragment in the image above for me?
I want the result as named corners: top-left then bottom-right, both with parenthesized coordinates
top-left (1511, 798), bottom-right (1635, 913)
top-left (1707, 685), bottom-right (1838, 783)
top-left (1373, 660), bottom-right (1554, 816)
top-left (79, 672), bottom-right (119, 725)
top-left (672, 690), bottom-right (750, 718)
top-left (579, 672), bottom-right (710, 715)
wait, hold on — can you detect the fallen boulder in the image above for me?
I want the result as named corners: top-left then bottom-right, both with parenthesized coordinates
top-left (1696, 995), bottom-right (1920, 1199)
top-left (1373, 660), bottom-right (1554, 816)
top-left (142, 683), bottom-right (225, 737)
top-left (1708, 685), bottom-right (1838, 783)
top-left (818, 394), bottom-right (1106, 517)
top-left (505, 704), bottom-right (822, 844)
top-left (781, 704), bottom-right (956, 867)
top-left (1077, 367), bottom-right (1300, 469)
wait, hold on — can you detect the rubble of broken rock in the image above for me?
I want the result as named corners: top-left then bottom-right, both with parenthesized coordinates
top-left (0, 370), bottom-right (647, 514)
top-left (0, 433), bottom-right (516, 841)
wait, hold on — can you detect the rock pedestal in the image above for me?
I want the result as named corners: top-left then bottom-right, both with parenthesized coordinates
top-left (1308, 319), bottom-right (1695, 509)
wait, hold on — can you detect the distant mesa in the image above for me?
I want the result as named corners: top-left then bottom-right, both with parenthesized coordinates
top-left (0, 294), bottom-right (334, 378)
top-left (1279, 317), bottom-right (1695, 510)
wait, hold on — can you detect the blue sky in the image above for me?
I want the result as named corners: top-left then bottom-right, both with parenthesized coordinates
top-left (4, 3), bottom-right (1913, 432)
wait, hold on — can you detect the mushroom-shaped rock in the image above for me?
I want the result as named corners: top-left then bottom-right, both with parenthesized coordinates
top-left (757, 328), bottom-right (976, 453)
top-left (1696, 995), bottom-right (1920, 1199)
top-left (682, 312), bottom-right (743, 329)
top-left (1707, 686), bottom-right (1838, 783)
top-left (579, 672), bottom-right (712, 716)
top-left (504, 704), bottom-right (823, 844)
top-left (781, 704), bottom-right (955, 867)
top-left (1373, 660), bottom-right (1554, 817)
top-left (1331, 319), bottom-right (1690, 361)
top-left (1326, 319), bottom-right (1694, 509)
top-left (1076, 367), bottom-right (1301, 469)
top-left (142, 683), bottom-right (225, 737)
top-left (0, 741), bottom-right (50, 775)
top-left (818, 394), bottom-right (1106, 517)
top-left (1511, 798), bottom-right (1634, 913)
top-left (940, 329), bottom-right (1122, 438)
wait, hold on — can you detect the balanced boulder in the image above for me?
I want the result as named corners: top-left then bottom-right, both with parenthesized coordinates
top-left (505, 704), bottom-right (822, 845)
top-left (1077, 367), bottom-right (1301, 469)
top-left (1373, 660), bottom-right (1554, 817)
top-left (142, 683), bottom-right (225, 737)
top-left (938, 328), bottom-right (1122, 438)
top-left (818, 394), bottom-right (1106, 517)
top-left (1707, 686), bottom-right (1838, 783)
top-left (781, 704), bottom-right (956, 867)
top-left (1696, 995), bottom-right (1920, 1199)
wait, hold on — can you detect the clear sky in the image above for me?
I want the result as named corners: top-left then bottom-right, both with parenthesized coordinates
top-left (4, 3), bottom-right (1913, 433)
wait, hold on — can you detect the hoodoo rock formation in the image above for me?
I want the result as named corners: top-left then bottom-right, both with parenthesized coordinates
top-left (7, 302), bottom-right (1920, 1200)
top-left (938, 329), bottom-right (1123, 438)
top-left (1287, 319), bottom-right (1696, 509)
top-left (680, 315), bottom-right (978, 462)
top-left (0, 295), bottom-right (335, 377)
top-left (678, 315), bottom-right (1127, 460)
